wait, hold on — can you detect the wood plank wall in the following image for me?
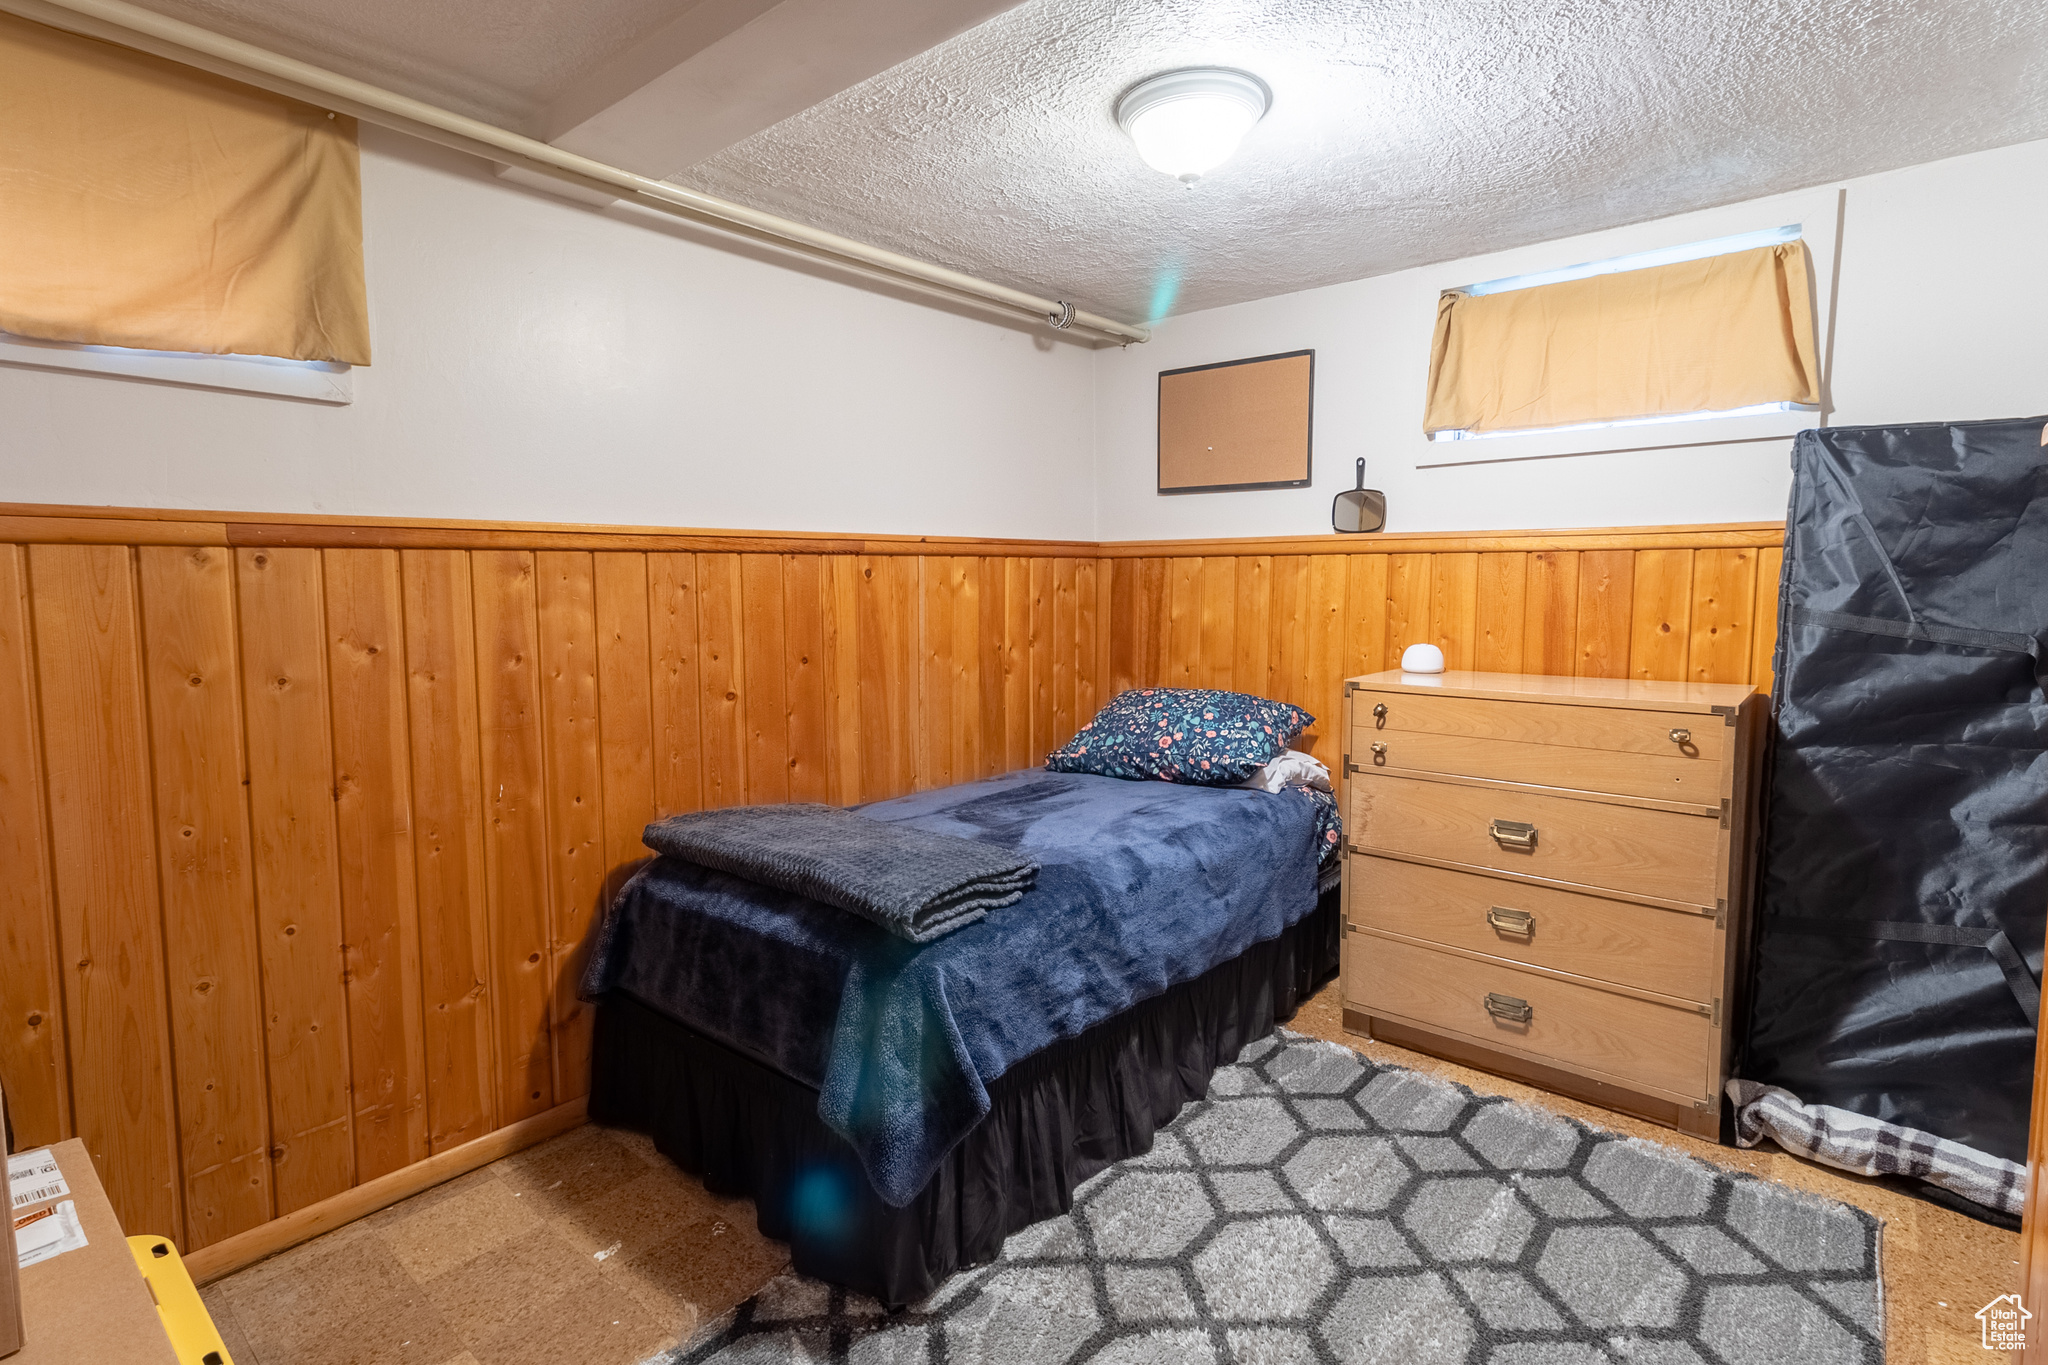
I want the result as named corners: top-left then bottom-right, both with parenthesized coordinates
top-left (1102, 536), bottom-right (1785, 764)
top-left (0, 505), bottom-right (1783, 1252)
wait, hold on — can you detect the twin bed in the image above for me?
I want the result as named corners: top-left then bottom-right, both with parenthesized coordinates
top-left (581, 703), bottom-right (1342, 1307)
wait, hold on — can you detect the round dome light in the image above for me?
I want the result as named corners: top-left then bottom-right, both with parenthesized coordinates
top-left (1115, 67), bottom-right (1270, 185)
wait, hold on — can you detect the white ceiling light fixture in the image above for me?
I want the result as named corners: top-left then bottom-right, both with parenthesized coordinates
top-left (1115, 67), bottom-right (1270, 185)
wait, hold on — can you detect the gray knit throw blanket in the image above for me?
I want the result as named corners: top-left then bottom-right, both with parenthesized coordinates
top-left (642, 804), bottom-right (1039, 943)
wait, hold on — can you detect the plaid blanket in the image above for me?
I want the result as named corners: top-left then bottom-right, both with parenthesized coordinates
top-left (1727, 1078), bottom-right (2026, 1217)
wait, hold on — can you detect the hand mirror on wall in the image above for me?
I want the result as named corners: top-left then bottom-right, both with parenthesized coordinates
top-left (1332, 459), bottom-right (1386, 533)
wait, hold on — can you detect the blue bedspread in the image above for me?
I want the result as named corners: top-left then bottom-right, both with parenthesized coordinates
top-left (581, 768), bottom-right (1325, 1207)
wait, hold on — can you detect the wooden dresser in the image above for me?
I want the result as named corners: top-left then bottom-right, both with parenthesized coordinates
top-left (1340, 670), bottom-right (1765, 1139)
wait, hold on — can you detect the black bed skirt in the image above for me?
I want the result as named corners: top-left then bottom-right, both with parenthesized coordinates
top-left (587, 885), bottom-right (1342, 1307)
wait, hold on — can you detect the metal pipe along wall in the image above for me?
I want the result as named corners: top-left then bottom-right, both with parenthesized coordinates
top-left (0, 0), bottom-right (1153, 347)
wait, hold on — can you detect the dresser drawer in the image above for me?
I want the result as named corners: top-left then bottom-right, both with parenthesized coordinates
top-left (1355, 692), bottom-right (1726, 763)
top-left (1347, 935), bottom-right (1711, 1100)
top-left (1348, 858), bottom-right (1718, 1003)
top-left (1349, 774), bottom-right (1722, 906)
top-left (1350, 729), bottom-right (1721, 803)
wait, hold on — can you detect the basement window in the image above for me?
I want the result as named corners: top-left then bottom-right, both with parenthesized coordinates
top-left (0, 331), bottom-right (354, 404)
top-left (1429, 400), bottom-right (1812, 444)
top-left (1459, 224), bottom-right (1802, 299)
top-left (1424, 224), bottom-right (1820, 444)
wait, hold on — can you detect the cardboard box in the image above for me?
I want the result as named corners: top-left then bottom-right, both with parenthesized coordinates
top-left (9, 1140), bottom-right (177, 1364)
top-left (0, 1087), bottom-right (21, 1359)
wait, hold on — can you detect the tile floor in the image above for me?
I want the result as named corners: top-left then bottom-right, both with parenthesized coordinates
top-left (202, 977), bottom-right (2022, 1365)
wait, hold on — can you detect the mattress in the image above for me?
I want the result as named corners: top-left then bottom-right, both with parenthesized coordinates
top-left (588, 889), bottom-right (1341, 1306)
top-left (580, 767), bottom-right (1330, 1206)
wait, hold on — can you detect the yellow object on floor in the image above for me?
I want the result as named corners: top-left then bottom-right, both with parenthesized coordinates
top-left (127, 1235), bottom-right (235, 1365)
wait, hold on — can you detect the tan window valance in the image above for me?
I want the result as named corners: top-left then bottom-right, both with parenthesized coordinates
top-left (0, 13), bottom-right (370, 365)
top-left (1423, 242), bottom-right (1818, 436)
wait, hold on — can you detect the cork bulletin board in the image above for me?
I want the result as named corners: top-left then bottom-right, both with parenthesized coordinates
top-left (1157, 349), bottom-right (1314, 494)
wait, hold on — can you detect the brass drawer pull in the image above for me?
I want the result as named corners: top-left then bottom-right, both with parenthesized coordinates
top-left (1668, 727), bottom-right (1691, 745)
top-left (1488, 818), bottom-right (1538, 851)
top-left (1483, 992), bottom-right (1534, 1025)
top-left (1486, 905), bottom-right (1535, 937)
top-left (1369, 742), bottom-right (1387, 765)
top-left (1372, 702), bottom-right (1387, 727)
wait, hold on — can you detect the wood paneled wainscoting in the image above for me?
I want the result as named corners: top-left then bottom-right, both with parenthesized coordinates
top-left (1097, 526), bottom-right (1785, 763)
top-left (0, 505), bottom-right (1783, 1277)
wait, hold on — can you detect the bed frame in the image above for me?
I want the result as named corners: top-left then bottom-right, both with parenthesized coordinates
top-left (587, 886), bottom-right (1340, 1307)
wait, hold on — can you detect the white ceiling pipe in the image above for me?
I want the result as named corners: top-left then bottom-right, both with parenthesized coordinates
top-left (0, 0), bottom-right (1151, 347)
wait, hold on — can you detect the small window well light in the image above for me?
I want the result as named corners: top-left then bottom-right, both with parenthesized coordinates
top-left (1115, 68), bottom-right (1270, 185)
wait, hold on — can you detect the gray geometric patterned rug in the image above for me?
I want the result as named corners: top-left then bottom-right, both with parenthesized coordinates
top-left (675, 1030), bottom-right (1884, 1364)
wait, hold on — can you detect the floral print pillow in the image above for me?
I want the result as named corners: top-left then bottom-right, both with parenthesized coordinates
top-left (1045, 688), bottom-right (1314, 787)
top-left (1296, 782), bottom-right (1344, 870)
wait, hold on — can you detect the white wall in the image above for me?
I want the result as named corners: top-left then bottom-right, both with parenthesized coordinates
top-left (0, 126), bottom-right (1100, 541)
top-left (1092, 137), bottom-right (2048, 540)
top-left (8, 130), bottom-right (2045, 543)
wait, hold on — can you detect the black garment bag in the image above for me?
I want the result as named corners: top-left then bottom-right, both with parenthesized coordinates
top-left (1743, 415), bottom-right (2048, 1163)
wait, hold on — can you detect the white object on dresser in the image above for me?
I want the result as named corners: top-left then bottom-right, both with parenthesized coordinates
top-left (1398, 643), bottom-right (1445, 674)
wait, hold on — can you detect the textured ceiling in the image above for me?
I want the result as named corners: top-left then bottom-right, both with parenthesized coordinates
top-left (675, 0), bottom-right (2048, 323)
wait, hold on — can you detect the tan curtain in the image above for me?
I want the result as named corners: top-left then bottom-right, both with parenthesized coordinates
top-left (1423, 243), bottom-right (1818, 435)
top-left (0, 13), bottom-right (369, 365)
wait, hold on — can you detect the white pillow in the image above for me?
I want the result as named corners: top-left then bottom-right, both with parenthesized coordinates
top-left (1241, 749), bottom-right (1332, 794)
